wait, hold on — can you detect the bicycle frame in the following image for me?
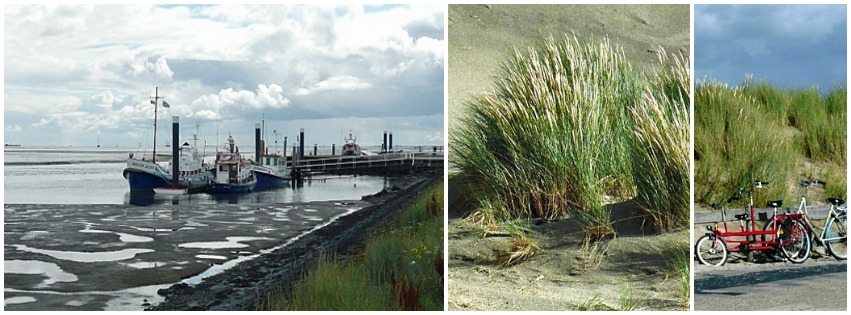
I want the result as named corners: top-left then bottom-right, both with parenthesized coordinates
top-left (786, 182), bottom-right (845, 246)
top-left (709, 182), bottom-right (785, 253)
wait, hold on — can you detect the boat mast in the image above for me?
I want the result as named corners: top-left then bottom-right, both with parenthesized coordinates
top-left (152, 87), bottom-right (161, 163)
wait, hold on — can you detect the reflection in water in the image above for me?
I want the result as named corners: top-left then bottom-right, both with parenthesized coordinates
top-left (4, 260), bottom-right (79, 286)
top-left (11, 245), bottom-right (154, 263)
top-left (123, 175), bottom-right (388, 206)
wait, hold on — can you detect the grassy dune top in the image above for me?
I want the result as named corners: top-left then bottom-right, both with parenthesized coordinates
top-left (695, 79), bottom-right (847, 208)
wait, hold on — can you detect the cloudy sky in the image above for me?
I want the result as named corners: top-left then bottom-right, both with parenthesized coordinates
top-left (695, 4), bottom-right (846, 90)
top-left (4, 4), bottom-right (444, 150)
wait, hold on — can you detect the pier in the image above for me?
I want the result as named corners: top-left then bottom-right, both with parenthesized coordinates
top-left (291, 150), bottom-right (443, 176)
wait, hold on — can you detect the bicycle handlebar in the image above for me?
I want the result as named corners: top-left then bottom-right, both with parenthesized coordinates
top-left (800, 179), bottom-right (826, 187)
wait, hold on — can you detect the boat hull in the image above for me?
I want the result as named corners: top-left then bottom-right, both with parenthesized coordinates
top-left (124, 159), bottom-right (213, 192)
top-left (253, 169), bottom-right (290, 189)
top-left (124, 168), bottom-right (169, 191)
top-left (208, 181), bottom-right (256, 194)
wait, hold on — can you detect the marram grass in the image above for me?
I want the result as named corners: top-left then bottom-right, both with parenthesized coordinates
top-left (628, 50), bottom-right (690, 232)
top-left (695, 79), bottom-right (846, 206)
top-left (450, 34), bottom-right (640, 235)
top-left (451, 33), bottom-right (691, 236)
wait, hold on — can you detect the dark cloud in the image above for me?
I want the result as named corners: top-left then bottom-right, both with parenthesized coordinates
top-left (695, 4), bottom-right (846, 89)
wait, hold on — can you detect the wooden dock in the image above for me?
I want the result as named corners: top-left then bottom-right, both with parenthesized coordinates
top-left (292, 151), bottom-right (443, 176)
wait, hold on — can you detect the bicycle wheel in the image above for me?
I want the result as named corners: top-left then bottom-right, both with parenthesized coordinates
top-left (825, 211), bottom-right (847, 260)
top-left (695, 234), bottom-right (727, 266)
top-left (778, 219), bottom-right (811, 263)
top-left (761, 219), bottom-right (786, 262)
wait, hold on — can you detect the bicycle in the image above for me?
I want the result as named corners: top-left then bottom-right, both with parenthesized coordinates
top-left (695, 181), bottom-right (809, 266)
top-left (763, 180), bottom-right (847, 261)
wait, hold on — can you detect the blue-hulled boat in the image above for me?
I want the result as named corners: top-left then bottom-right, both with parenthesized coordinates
top-left (249, 154), bottom-right (291, 189)
top-left (123, 144), bottom-right (213, 192)
top-left (209, 135), bottom-right (256, 194)
top-left (124, 87), bottom-right (212, 192)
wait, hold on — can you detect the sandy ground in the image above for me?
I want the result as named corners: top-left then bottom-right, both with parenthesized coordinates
top-left (447, 4), bottom-right (690, 311)
top-left (448, 200), bottom-right (689, 311)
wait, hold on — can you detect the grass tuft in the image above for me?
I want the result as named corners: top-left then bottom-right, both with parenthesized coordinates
top-left (452, 33), bottom-right (695, 242)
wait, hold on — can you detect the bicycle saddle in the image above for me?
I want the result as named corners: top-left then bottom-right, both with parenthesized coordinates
top-left (828, 198), bottom-right (845, 206)
top-left (734, 213), bottom-right (749, 220)
top-left (767, 200), bottom-right (783, 208)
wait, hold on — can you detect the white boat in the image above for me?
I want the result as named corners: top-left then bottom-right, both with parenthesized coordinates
top-left (209, 135), bottom-right (257, 194)
top-left (342, 132), bottom-right (363, 156)
top-left (153, 187), bottom-right (188, 195)
top-left (123, 87), bottom-right (212, 192)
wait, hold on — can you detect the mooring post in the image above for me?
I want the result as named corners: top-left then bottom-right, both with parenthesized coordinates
top-left (383, 130), bottom-right (387, 153)
top-left (389, 131), bottom-right (393, 152)
top-left (255, 123), bottom-right (262, 166)
top-left (299, 128), bottom-right (305, 160)
top-left (172, 116), bottom-right (179, 186)
top-left (332, 143), bottom-right (336, 156)
top-left (313, 144), bottom-right (317, 156)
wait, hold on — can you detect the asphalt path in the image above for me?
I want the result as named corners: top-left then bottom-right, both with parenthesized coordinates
top-left (695, 257), bottom-right (846, 311)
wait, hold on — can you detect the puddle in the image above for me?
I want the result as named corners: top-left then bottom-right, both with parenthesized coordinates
top-left (5, 296), bottom-right (37, 305)
top-left (124, 261), bottom-right (168, 269)
top-left (196, 255), bottom-right (228, 260)
top-left (80, 229), bottom-right (154, 243)
top-left (11, 245), bottom-right (154, 262)
top-left (4, 260), bottom-right (78, 287)
top-left (304, 208), bottom-right (318, 213)
top-left (65, 300), bottom-right (86, 307)
top-left (178, 236), bottom-right (274, 249)
top-left (182, 207), bottom-right (360, 285)
top-left (20, 230), bottom-right (50, 241)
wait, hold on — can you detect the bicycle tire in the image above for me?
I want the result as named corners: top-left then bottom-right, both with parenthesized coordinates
top-left (761, 219), bottom-right (786, 262)
top-left (778, 219), bottom-right (811, 263)
top-left (695, 234), bottom-right (727, 266)
top-left (825, 211), bottom-right (847, 260)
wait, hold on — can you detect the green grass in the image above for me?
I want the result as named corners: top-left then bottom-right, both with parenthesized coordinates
top-left (695, 79), bottom-right (846, 207)
top-left (627, 50), bottom-right (690, 232)
top-left (451, 33), bottom-right (690, 238)
top-left (261, 181), bottom-right (444, 311)
top-left (666, 247), bottom-right (690, 309)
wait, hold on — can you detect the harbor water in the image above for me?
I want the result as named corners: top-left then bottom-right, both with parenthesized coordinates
top-left (3, 146), bottom-right (399, 310)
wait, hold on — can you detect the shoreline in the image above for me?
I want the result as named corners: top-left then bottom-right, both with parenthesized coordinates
top-left (148, 173), bottom-right (441, 311)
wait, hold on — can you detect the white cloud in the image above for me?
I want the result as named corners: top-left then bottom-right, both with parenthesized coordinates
top-left (295, 75), bottom-right (372, 95)
top-left (4, 4), bottom-right (444, 146)
top-left (192, 84), bottom-right (290, 113)
top-left (5, 125), bottom-right (23, 132)
top-left (424, 131), bottom-right (444, 143)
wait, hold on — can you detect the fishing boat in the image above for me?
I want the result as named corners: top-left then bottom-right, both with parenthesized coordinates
top-left (341, 132), bottom-right (362, 156)
top-left (209, 135), bottom-right (256, 194)
top-left (249, 154), bottom-right (291, 189)
top-left (123, 87), bottom-right (213, 192)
